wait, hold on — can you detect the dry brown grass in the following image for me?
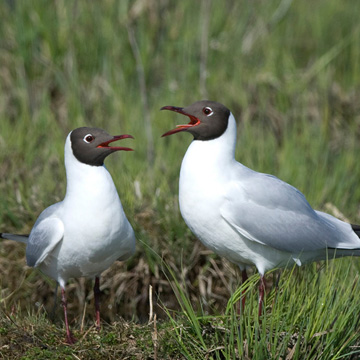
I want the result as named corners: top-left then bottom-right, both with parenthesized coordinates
top-left (0, 208), bottom-right (241, 327)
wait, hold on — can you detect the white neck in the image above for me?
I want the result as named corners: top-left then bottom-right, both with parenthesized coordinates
top-left (181, 112), bottom-right (237, 172)
top-left (63, 134), bottom-right (119, 204)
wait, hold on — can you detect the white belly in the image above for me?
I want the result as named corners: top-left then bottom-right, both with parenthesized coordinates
top-left (178, 147), bottom-right (293, 273)
top-left (38, 198), bottom-right (135, 285)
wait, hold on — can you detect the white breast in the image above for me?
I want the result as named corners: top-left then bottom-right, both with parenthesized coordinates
top-left (38, 135), bottom-right (135, 285)
top-left (179, 115), bottom-right (244, 256)
top-left (178, 114), bottom-right (293, 272)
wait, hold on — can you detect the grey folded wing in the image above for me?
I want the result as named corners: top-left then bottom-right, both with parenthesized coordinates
top-left (26, 217), bottom-right (64, 267)
top-left (220, 173), bottom-right (360, 254)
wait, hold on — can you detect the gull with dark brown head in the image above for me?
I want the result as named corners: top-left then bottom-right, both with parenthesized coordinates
top-left (1, 127), bottom-right (136, 344)
top-left (161, 100), bottom-right (360, 315)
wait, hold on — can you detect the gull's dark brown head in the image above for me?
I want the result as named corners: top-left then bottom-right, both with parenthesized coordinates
top-left (70, 127), bottom-right (134, 166)
top-left (161, 100), bottom-right (230, 141)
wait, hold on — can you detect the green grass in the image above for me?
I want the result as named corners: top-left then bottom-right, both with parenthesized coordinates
top-left (3, 260), bottom-right (360, 359)
top-left (0, 309), bottom-right (179, 359)
top-left (1, 0), bottom-right (360, 358)
top-left (159, 253), bottom-right (360, 359)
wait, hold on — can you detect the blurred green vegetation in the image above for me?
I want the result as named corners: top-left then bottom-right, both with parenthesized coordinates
top-left (0, 0), bottom-right (360, 358)
top-left (1, 0), bottom-right (360, 228)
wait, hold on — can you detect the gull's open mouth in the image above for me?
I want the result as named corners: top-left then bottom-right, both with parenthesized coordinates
top-left (97, 134), bottom-right (134, 151)
top-left (161, 106), bottom-right (201, 137)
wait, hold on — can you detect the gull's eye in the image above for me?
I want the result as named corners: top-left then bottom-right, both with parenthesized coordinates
top-left (203, 107), bottom-right (213, 116)
top-left (83, 134), bottom-right (94, 143)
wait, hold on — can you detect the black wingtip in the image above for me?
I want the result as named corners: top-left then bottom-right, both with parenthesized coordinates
top-left (351, 224), bottom-right (360, 238)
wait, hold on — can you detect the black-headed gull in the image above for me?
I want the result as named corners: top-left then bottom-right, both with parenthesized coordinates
top-left (1, 127), bottom-right (136, 343)
top-left (161, 100), bottom-right (360, 315)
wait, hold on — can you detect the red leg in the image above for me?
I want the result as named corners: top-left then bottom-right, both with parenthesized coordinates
top-left (94, 276), bottom-right (101, 331)
top-left (258, 275), bottom-right (265, 317)
top-left (237, 268), bottom-right (248, 315)
top-left (61, 288), bottom-right (76, 344)
top-left (241, 269), bottom-right (248, 310)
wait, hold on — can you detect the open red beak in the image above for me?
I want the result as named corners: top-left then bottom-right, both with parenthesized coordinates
top-left (97, 134), bottom-right (134, 151)
top-left (161, 106), bottom-right (201, 137)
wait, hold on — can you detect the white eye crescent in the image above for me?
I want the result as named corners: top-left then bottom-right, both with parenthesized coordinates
top-left (203, 107), bottom-right (213, 116)
top-left (83, 134), bottom-right (94, 143)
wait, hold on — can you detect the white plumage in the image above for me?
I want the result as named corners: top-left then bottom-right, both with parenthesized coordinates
top-left (26, 134), bottom-right (135, 286)
top-left (1, 127), bottom-right (135, 343)
top-left (179, 113), bottom-right (360, 275)
top-left (162, 100), bottom-right (360, 315)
